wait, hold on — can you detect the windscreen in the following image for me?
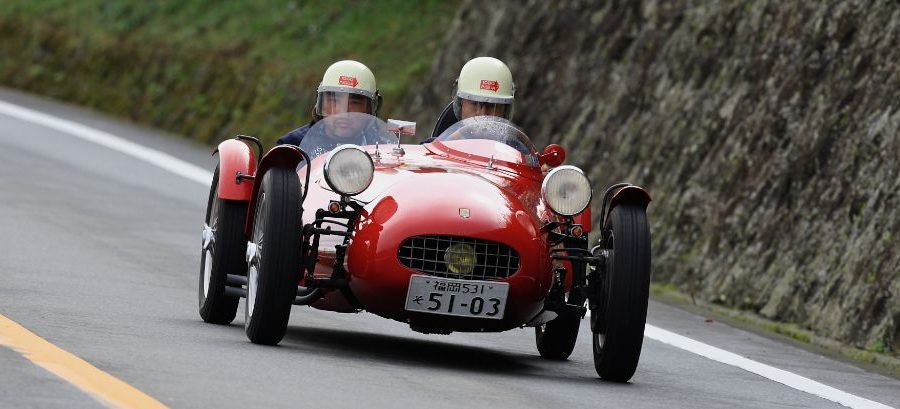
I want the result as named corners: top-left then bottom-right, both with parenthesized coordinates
top-left (299, 112), bottom-right (396, 159)
top-left (433, 116), bottom-right (539, 167)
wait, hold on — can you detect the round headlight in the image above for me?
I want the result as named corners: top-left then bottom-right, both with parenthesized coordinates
top-left (444, 243), bottom-right (476, 276)
top-left (324, 145), bottom-right (374, 196)
top-left (542, 165), bottom-right (592, 216)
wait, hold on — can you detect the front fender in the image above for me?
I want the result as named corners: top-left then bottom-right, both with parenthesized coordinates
top-left (244, 145), bottom-right (307, 236)
top-left (215, 139), bottom-right (256, 201)
top-left (604, 185), bottom-right (651, 226)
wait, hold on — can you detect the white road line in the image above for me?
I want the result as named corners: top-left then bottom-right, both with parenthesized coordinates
top-left (644, 325), bottom-right (892, 409)
top-left (0, 100), bottom-right (212, 185)
top-left (0, 98), bottom-right (893, 409)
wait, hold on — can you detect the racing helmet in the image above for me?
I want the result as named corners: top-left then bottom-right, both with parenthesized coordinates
top-left (314, 60), bottom-right (381, 118)
top-left (452, 57), bottom-right (515, 120)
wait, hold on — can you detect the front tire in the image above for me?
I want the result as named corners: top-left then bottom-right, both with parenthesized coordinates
top-left (592, 204), bottom-right (651, 382)
top-left (245, 167), bottom-right (302, 345)
top-left (199, 166), bottom-right (247, 324)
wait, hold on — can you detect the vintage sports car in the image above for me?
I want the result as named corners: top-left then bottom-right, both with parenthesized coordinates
top-left (199, 113), bottom-right (651, 381)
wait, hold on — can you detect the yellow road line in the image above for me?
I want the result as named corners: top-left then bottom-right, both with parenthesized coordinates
top-left (0, 314), bottom-right (167, 409)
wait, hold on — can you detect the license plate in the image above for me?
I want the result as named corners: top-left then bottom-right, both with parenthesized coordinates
top-left (404, 275), bottom-right (508, 319)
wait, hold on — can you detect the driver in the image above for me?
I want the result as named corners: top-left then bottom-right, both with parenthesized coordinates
top-left (422, 56), bottom-right (515, 142)
top-left (277, 60), bottom-right (382, 146)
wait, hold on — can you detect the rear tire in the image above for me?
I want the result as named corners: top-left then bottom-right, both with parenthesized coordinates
top-left (592, 204), bottom-right (651, 382)
top-left (535, 313), bottom-right (581, 360)
top-left (535, 246), bottom-right (587, 360)
top-left (245, 167), bottom-right (302, 345)
top-left (199, 166), bottom-right (246, 324)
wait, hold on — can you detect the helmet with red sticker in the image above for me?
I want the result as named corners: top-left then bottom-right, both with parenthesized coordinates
top-left (314, 60), bottom-right (381, 119)
top-left (453, 57), bottom-right (515, 120)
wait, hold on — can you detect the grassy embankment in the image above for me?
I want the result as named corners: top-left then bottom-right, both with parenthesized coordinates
top-left (0, 1), bottom-right (459, 145)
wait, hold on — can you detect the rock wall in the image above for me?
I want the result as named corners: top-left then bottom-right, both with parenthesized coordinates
top-left (405, 0), bottom-right (900, 353)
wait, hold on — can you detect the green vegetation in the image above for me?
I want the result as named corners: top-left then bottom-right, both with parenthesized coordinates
top-left (0, 0), bottom-right (459, 145)
top-left (870, 340), bottom-right (887, 354)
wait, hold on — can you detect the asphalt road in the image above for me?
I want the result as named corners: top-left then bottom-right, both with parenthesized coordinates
top-left (1, 87), bottom-right (898, 409)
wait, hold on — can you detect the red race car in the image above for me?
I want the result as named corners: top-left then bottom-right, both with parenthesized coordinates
top-left (199, 113), bottom-right (651, 382)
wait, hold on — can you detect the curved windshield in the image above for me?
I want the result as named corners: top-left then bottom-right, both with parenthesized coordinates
top-left (299, 112), bottom-right (396, 159)
top-left (432, 116), bottom-right (539, 167)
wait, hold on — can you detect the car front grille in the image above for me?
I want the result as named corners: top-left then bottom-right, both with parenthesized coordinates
top-left (398, 235), bottom-right (520, 281)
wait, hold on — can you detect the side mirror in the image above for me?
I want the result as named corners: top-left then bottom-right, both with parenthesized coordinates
top-left (386, 119), bottom-right (416, 136)
top-left (539, 144), bottom-right (566, 168)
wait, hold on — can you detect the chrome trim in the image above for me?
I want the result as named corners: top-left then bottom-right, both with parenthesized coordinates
top-left (541, 165), bottom-right (592, 216)
top-left (323, 144), bottom-right (375, 196)
top-left (202, 249), bottom-right (213, 299)
top-left (398, 235), bottom-right (520, 281)
top-left (316, 85), bottom-right (376, 99)
top-left (456, 90), bottom-right (513, 104)
top-left (202, 223), bottom-right (214, 250)
top-left (246, 241), bottom-right (259, 317)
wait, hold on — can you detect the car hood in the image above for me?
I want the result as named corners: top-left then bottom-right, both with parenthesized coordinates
top-left (353, 157), bottom-right (538, 205)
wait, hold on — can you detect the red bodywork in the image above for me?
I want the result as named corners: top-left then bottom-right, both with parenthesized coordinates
top-left (218, 138), bottom-right (590, 332)
top-left (214, 139), bottom-right (256, 201)
top-left (305, 141), bottom-right (577, 332)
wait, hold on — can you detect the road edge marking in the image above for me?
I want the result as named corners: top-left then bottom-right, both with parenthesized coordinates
top-left (0, 99), bottom-right (212, 186)
top-left (0, 314), bottom-right (167, 409)
top-left (644, 324), bottom-right (893, 409)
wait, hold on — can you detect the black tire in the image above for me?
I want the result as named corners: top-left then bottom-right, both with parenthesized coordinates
top-left (535, 244), bottom-right (588, 360)
top-left (535, 312), bottom-right (581, 360)
top-left (199, 166), bottom-right (247, 324)
top-left (244, 167), bottom-right (302, 345)
top-left (592, 204), bottom-right (651, 382)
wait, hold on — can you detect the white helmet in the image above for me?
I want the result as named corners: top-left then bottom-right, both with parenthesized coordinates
top-left (453, 57), bottom-right (515, 120)
top-left (314, 60), bottom-right (381, 118)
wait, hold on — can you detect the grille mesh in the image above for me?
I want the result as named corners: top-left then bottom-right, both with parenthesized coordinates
top-left (398, 235), bottom-right (520, 280)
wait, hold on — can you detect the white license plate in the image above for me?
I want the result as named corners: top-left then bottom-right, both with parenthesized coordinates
top-left (404, 275), bottom-right (508, 319)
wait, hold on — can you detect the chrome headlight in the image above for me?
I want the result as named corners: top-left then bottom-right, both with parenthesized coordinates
top-left (324, 145), bottom-right (374, 196)
top-left (542, 165), bottom-right (592, 216)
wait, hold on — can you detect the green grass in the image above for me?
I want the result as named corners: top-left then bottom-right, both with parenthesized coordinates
top-left (0, 0), bottom-right (459, 145)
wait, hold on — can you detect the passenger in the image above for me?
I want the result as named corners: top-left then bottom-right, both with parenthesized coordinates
top-left (423, 56), bottom-right (515, 142)
top-left (277, 60), bottom-right (381, 147)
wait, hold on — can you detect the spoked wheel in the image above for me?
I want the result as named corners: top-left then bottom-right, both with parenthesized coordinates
top-left (244, 167), bottom-right (302, 345)
top-left (591, 204), bottom-right (651, 382)
top-left (199, 166), bottom-right (247, 324)
top-left (535, 243), bottom-right (588, 360)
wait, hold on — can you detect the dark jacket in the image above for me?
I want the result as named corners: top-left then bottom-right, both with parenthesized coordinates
top-left (421, 102), bottom-right (458, 144)
top-left (276, 123), bottom-right (312, 145)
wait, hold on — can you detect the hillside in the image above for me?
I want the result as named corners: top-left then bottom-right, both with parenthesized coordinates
top-left (404, 0), bottom-right (900, 355)
top-left (0, 0), bottom-right (459, 145)
top-left (2, 0), bottom-right (898, 357)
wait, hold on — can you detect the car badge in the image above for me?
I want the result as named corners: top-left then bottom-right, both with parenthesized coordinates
top-left (459, 208), bottom-right (470, 219)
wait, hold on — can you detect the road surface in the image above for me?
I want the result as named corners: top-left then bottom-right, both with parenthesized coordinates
top-left (0, 87), bottom-right (897, 409)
